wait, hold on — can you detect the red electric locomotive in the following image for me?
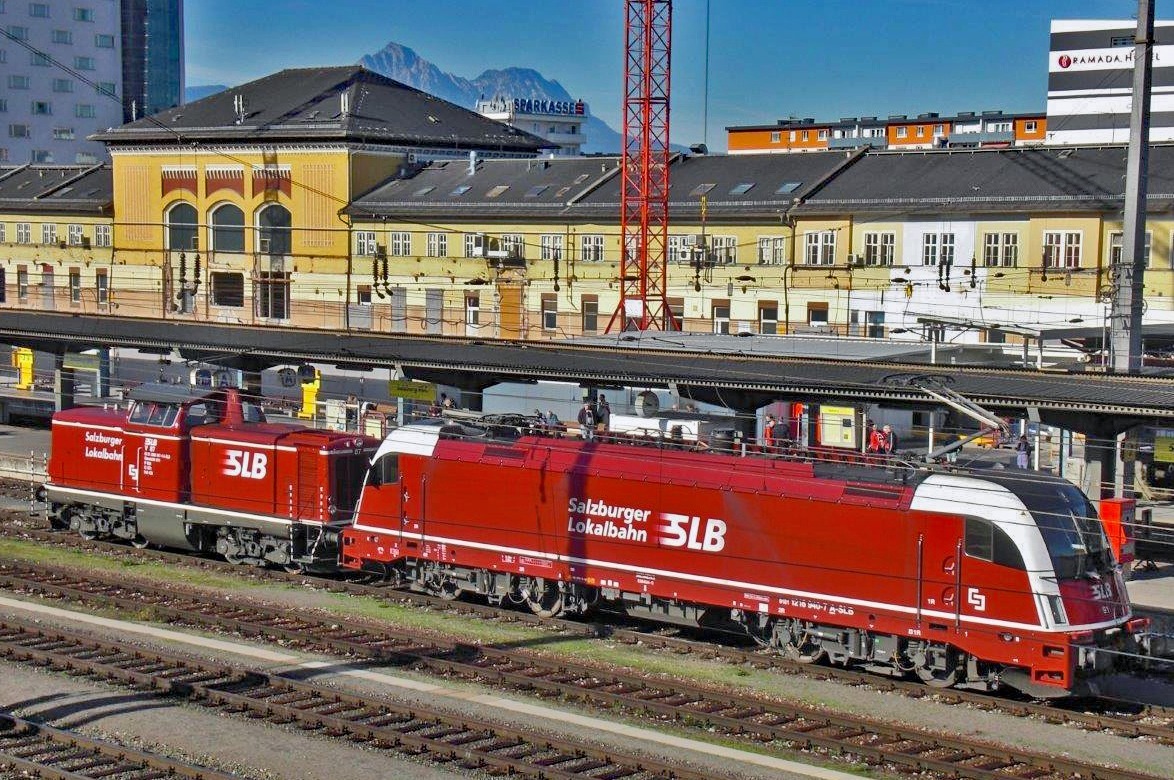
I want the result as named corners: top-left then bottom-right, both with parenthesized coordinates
top-left (342, 419), bottom-right (1145, 696)
top-left (47, 383), bottom-right (378, 571)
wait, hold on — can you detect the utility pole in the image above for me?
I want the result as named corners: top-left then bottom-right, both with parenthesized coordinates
top-left (1109, 0), bottom-right (1154, 374)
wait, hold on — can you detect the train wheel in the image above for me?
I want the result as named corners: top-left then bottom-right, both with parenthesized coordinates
top-left (522, 578), bottom-right (564, 618)
top-left (914, 643), bottom-right (961, 688)
top-left (780, 619), bottom-right (826, 664)
top-left (130, 535), bottom-right (150, 549)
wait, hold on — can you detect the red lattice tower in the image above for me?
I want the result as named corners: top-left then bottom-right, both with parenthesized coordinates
top-left (607, 0), bottom-right (676, 332)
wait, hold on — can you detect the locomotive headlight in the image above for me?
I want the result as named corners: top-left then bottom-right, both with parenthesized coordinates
top-left (1046, 594), bottom-right (1068, 626)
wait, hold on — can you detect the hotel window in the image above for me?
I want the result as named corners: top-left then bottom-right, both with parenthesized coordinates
top-left (712, 301), bottom-right (730, 334)
top-left (464, 294), bottom-right (479, 326)
top-left (95, 269), bottom-right (108, 305)
top-left (69, 269), bottom-right (80, 303)
top-left (6, 26), bottom-right (28, 41)
top-left (255, 272), bottom-right (290, 320)
top-left (211, 272), bottom-right (244, 307)
top-left (983, 232), bottom-right (1019, 267)
top-left (51, 29), bottom-right (72, 44)
top-left (8, 75), bottom-right (29, 89)
top-left (16, 223), bottom-right (31, 243)
top-left (710, 235), bottom-right (736, 265)
top-left (804, 231), bottom-right (835, 265)
top-left (756, 236), bottom-right (786, 265)
top-left (42, 223), bottom-right (57, 245)
top-left (581, 295), bottom-right (598, 333)
top-left (94, 33), bottom-right (114, 48)
top-left (29, 3), bottom-right (49, 16)
top-left (580, 234), bottom-right (604, 262)
top-left (1025, 120), bottom-right (1037, 133)
top-left (1043, 231), bottom-right (1082, 268)
top-left (921, 232), bottom-right (954, 266)
top-left (30, 51), bottom-right (50, 65)
top-left (73, 7), bottom-right (93, 21)
top-left (390, 231), bottom-right (411, 256)
top-left (67, 224), bottom-right (83, 245)
top-left (94, 224), bottom-right (110, 247)
top-left (355, 231), bottom-right (377, 256)
top-left (17, 267), bottom-right (28, 300)
top-left (74, 56), bottom-right (94, 70)
top-left (759, 302), bottom-right (778, 335)
top-left (541, 293), bottom-right (558, 331)
top-left (52, 78), bottom-right (72, 92)
top-left (540, 233), bottom-right (563, 261)
top-left (52, 127), bottom-right (74, 140)
top-left (770, 131), bottom-right (780, 143)
top-left (31, 101), bottom-right (51, 116)
top-left (1108, 231), bottom-right (1153, 267)
top-left (96, 82), bottom-right (116, 97)
top-left (8, 124), bottom-right (29, 138)
top-left (425, 232), bottom-right (448, 257)
top-left (895, 127), bottom-right (907, 139)
top-left (75, 104), bottom-right (95, 118)
top-left (863, 232), bottom-right (895, 266)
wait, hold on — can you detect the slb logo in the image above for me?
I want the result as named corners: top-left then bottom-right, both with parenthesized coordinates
top-left (1091, 581), bottom-right (1113, 600)
top-left (660, 513), bottom-right (726, 552)
top-left (966, 587), bottom-right (987, 612)
top-left (224, 449), bottom-right (267, 479)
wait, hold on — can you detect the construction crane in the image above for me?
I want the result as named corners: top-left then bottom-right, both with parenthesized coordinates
top-left (607, 0), bottom-right (676, 332)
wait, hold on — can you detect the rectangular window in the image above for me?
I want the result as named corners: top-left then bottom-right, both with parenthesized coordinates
top-left (464, 294), bottom-right (479, 325)
top-left (355, 230), bottom-right (377, 255)
top-left (540, 233), bottom-right (563, 261)
top-left (770, 131), bottom-right (780, 143)
top-left (1108, 231), bottom-right (1154, 268)
top-left (463, 233), bottom-right (480, 258)
top-left (807, 302), bottom-right (829, 327)
top-left (210, 272), bottom-right (244, 307)
top-left (52, 29), bottom-right (72, 44)
top-left (989, 121), bottom-right (1012, 132)
top-left (74, 56), bottom-right (94, 70)
top-left (0, 223), bottom-right (5, 242)
top-left (94, 33), bottom-right (114, 48)
top-left (922, 233), bottom-right (953, 266)
top-left (863, 232), bottom-right (895, 266)
top-left (28, 2), bottom-right (49, 16)
top-left (8, 124), bottom-right (29, 138)
top-left (1043, 231), bottom-right (1082, 269)
top-left (0, 99), bottom-right (6, 112)
top-left (41, 223), bottom-right (57, 245)
top-left (895, 127), bottom-right (907, 138)
top-left (804, 231), bottom-right (835, 265)
top-left (710, 235), bottom-right (737, 265)
top-left (666, 235), bottom-right (690, 265)
top-left (541, 293), bottom-right (558, 331)
top-left (255, 272), bottom-right (290, 319)
top-left (756, 236), bottom-right (785, 265)
top-left (666, 298), bottom-right (685, 331)
top-left (801, 130), bottom-right (809, 141)
top-left (95, 269), bottom-right (108, 305)
top-left (817, 129), bottom-right (828, 140)
top-left (52, 78), bottom-right (72, 93)
top-left (389, 231), bottom-right (410, 256)
top-left (501, 233), bottom-right (524, 258)
top-left (17, 267), bottom-right (28, 300)
top-left (983, 232), bottom-right (1019, 268)
top-left (916, 126), bottom-right (925, 137)
top-left (1025, 120), bottom-right (1037, 133)
top-left (30, 51), bottom-right (50, 66)
top-left (426, 232), bottom-right (448, 257)
top-left (31, 101), bottom-right (51, 116)
top-left (31, 149), bottom-right (51, 163)
top-left (17, 223), bottom-right (31, 243)
top-left (94, 224), bottom-right (110, 247)
top-left (7, 26), bottom-right (28, 41)
top-left (712, 301), bottom-right (730, 334)
top-left (866, 310), bottom-right (886, 338)
top-left (933, 124), bottom-right (944, 135)
top-left (73, 6), bottom-right (93, 21)
top-left (581, 295), bottom-right (598, 333)
top-left (75, 104), bottom-right (95, 118)
top-left (580, 234), bottom-right (604, 262)
top-left (67, 224), bottom-right (83, 245)
top-left (96, 81), bottom-right (115, 97)
top-left (68, 269), bottom-right (80, 303)
top-left (759, 302), bottom-right (778, 335)
top-left (356, 285), bottom-right (371, 306)
top-left (8, 75), bottom-right (29, 89)
top-left (52, 127), bottom-right (74, 140)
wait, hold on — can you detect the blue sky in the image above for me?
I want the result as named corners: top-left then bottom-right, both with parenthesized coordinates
top-left (186, 0), bottom-right (1174, 150)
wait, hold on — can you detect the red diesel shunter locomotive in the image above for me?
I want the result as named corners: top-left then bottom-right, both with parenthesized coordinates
top-left (47, 384), bottom-right (378, 571)
top-left (342, 419), bottom-right (1145, 696)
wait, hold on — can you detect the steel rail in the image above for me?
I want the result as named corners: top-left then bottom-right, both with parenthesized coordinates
top-left (0, 712), bottom-right (237, 780)
top-left (2, 557), bottom-right (1173, 773)
top-left (0, 617), bottom-right (714, 780)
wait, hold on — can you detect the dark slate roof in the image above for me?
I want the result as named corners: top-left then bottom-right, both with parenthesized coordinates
top-left (348, 156), bottom-right (621, 221)
top-left (92, 66), bottom-right (547, 154)
top-left (796, 144), bottom-right (1174, 215)
top-left (573, 151), bottom-right (857, 221)
top-left (0, 164), bottom-right (113, 216)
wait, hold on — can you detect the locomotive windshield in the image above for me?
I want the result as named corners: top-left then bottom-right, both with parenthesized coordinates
top-left (1001, 477), bottom-right (1111, 579)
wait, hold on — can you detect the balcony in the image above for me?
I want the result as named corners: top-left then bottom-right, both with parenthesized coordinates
top-left (827, 136), bottom-right (884, 150)
top-left (946, 129), bottom-right (1014, 146)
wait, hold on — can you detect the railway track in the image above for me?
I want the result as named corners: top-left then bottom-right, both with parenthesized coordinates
top-left (2, 508), bottom-right (1172, 739)
top-left (0, 614), bottom-right (1164, 780)
top-left (0, 711), bottom-right (235, 780)
top-left (2, 556), bottom-right (1173, 766)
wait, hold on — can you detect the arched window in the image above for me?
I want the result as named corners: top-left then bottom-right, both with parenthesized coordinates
top-left (257, 204), bottom-right (291, 255)
top-left (166, 203), bottom-right (198, 251)
top-left (210, 204), bottom-right (245, 252)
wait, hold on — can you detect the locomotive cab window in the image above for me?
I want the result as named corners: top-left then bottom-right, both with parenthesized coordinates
top-left (128, 401), bottom-right (180, 427)
top-left (965, 517), bottom-right (1025, 570)
top-left (369, 454), bottom-right (399, 487)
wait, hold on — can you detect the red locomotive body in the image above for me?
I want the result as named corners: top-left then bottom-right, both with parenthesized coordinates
top-left (342, 420), bottom-right (1142, 696)
top-left (47, 383), bottom-right (378, 570)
